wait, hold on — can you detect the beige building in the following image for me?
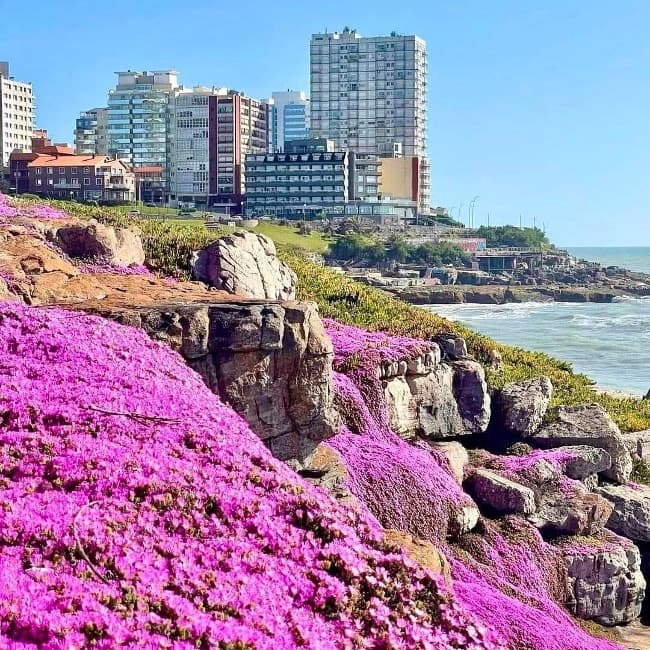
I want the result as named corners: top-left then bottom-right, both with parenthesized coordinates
top-left (0, 62), bottom-right (35, 168)
top-left (377, 156), bottom-right (420, 202)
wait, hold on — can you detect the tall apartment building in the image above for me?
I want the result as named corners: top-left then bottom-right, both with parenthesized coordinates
top-left (207, 91), bottom-right (269, 213)
top-left (74, 107), bottom-right (108, 155)
top-left (168, 86), bottom-right (227, 206)
top-left (0, 62), bottom-right (35, 168)
top-left (309, 29), bottom-right (430, 210)
top-left (268, 90), bottom-right (310, 152)
top-left (106, 70), bottom-right (179, 187)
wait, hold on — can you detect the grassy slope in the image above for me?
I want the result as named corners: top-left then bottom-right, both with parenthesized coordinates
top-left (18, 198), bottom-right (650, 433)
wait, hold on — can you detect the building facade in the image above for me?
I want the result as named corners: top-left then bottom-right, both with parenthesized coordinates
top-left (74, 108), bottom-right (108, 155)
top-left (245, 141), bottom-right (351, 217)
top-left (168, 86), bottom-right (227, 206)
top-left (9, 147), bottom-right (135, 202)
top-left (0, 62), bottom-right (35, 168)
top-left (106, 71), bottom-right (179, 187)
top-left (309, 29), bottom-right (430, 210)
top-left (207, 91), bottom-right (269, 213)
top-left (269, 90), bottom-right (310, 152)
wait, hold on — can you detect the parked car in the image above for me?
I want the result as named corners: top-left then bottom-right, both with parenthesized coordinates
top-left (128, 209), bottom-right (140, 216)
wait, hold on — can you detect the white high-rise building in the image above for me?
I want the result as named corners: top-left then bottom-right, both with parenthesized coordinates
top-left (0, 62), bottom-right (35, 168)
top-left (168, 86), bottom-right (227, 206)
top-left (269, 90), bottom-right (310, 152)
top-left (310, 29), bottom-right (430, 210)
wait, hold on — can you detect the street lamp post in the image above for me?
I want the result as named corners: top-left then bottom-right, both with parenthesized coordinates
top-left (469, 196), bottom-right (479, 228)
top-left (458, 203), bottom-right (465, 225)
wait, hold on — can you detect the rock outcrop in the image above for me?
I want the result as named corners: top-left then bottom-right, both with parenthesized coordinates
top-left (383, 353), bottom-right (491, 439)
top-left (465, 469), bottom-right (536, 515)
top-left (596, 484), bottom-right (650, 543)
top-left (558, 532), bottom-right (646, 625)
top-left (529, 487), bottom-right (613, 537)
top-left (562, 446), bottom-right (612, 479)
top-left (50, 220), bottom-right (145, 265)
top-left (86, 301), bottom-right (338, 461)
top-left (532, 404), bottom-right (632, 484)
top-left (493, 376), bottom-right (552, 436)
top-left (192, 231), bottom-right (297, 300)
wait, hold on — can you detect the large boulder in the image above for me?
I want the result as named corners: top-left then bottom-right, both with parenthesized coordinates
top-left (465, 469), bottom-right (536, 515)
top-left (561, 446), bottom-right (612, 480)
top-left (451, 360), bottom-right (491, 433)
top-left (192, 231), bottom-right (297, 300)
top-left (53, 221), bottom-right (145, 266)
top-left (559, 531), bottom-right (646, 626)
top-left (384, 359), bottom-right (491, 440)
top-left (595, 484), bottom-right (650, 542)
top-left (493, 376), bottom-right (552, 436)
top-left (88, 301), bottom-right (338, 462)
top-left (528, 488), bottom-right (613, 537)
top-left (532, 404), bottom-right (632, 484)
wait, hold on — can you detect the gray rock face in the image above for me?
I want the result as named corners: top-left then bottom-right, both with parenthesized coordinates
top-left (561, 446), bottom-right (612, 479)
top-left (383, 354), bottom-right (491, 439)
top-left (452, 360), bottom-right (491, 433)
top-left (494, 376), bottom-right (553, 436)
top-left (88, 300), bottom-right (337, 461)
top-left (192, 231), bottom-right (297, 300)
top-left (426, 441), bottom-right (469, 484)
top-left (528, 489), bottom-right (613, 537)
top-left (561, 531), bottom-right (646, 626)
top-left (596, 484), bottom-right (650, 542)
top-left (621, 429), bottom-right (650, 460)
top-left (532, 404), bottom-right (632, 484)
top-left (435, 335), bottom-right (467, 360)
top-left (466, 469), bottom-right (536, 515)
top-left (52, 221), bottom-right (145, 266)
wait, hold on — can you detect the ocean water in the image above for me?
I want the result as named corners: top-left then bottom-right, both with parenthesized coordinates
top-left (567, 246), bottom-right (650, 274)
top-left (426, 248), bottom-right (650, 394)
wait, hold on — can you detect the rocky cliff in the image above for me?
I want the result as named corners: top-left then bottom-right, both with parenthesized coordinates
top-left (1, 193), bottom-right (648, 648)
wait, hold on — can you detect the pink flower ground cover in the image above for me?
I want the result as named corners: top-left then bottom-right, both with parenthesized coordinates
top-left (0, 193), bottom-right (68, 221)
top-left (78, 262), bottom-right (153, 277)
top-left (0, 302), bottom-right (500, 649)
top-left (326, 320), bottom-right (623, 650)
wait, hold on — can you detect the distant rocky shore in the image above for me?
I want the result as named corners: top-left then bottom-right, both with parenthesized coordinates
top-left (385, 260), bottom-right (650, 305)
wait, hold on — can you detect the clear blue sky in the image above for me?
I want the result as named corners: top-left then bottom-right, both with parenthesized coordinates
top-left (2, 0), bottom-right (649, 245)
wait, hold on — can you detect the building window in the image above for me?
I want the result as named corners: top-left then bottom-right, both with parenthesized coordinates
top-left (71, 167), bottom-right (78, 175)
top-left (59, 168), bottom-right (65, 174)
top-left (47, 167), bottom-right (53, 175)
top-left (36, 179), bottom-right (42, 186)
top-left (83, 167), bottom-right (90, 173)
top-left (48, 179), bottom-right (53, 185)
top-left (36, 168), bottom-right (42, 175)
top-left (84, 178), bottom-right (91, 185)
top-left (96, 178), bottom-right (103, 186)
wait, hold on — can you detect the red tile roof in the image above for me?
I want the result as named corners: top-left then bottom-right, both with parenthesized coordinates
top-left (26, 154), bottom-right (130, 170)
top-left (133, 166), bottom-right (164, 175)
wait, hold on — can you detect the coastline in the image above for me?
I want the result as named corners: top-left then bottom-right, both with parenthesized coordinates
top-left (385, 283), bottom-right (650, 305)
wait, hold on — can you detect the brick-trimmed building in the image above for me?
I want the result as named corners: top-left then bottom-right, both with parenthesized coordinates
top-left (9, 146), bottom-right (135, 202)
top-left (208, 92), bottom-right (269, 213)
